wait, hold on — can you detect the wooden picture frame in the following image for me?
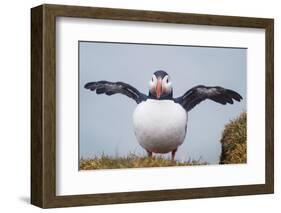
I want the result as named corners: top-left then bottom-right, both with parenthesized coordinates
top-left (31, 4), bottom-right (274, 208)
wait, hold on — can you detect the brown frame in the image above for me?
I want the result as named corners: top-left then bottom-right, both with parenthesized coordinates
top-left (31, 4), bottom-right (274, 208)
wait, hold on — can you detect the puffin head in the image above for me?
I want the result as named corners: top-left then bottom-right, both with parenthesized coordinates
top-left (149, 70), bottom-right (173, 99)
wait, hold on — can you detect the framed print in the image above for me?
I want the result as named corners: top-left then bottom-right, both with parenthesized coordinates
top-left (31, 4), bottom-right (274, 208)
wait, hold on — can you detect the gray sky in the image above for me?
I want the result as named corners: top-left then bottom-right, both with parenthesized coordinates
top-left (79, 41), bottom-right (246, 164)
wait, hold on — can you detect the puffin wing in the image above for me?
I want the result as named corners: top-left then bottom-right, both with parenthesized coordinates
top-left (84, 81), bottom-right (147, 104)
top-left (175, 85), bottom-right (242, 112)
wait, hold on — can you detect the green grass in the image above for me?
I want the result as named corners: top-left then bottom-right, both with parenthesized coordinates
top-left (220, 112), bottom-right (247, 164)
top-left (80, 154), bottom-right (206, 170)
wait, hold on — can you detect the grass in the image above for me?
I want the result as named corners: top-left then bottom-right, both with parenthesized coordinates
top-left (80, 112), bottom-right (247, 170)
top-left (220, 112), bottom-right (247, 164)
top-left (80, 154), bottom-right (206, 170)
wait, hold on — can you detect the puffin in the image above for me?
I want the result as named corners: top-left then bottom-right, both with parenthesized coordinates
top-left (84, 70), bottom-right (242, 160)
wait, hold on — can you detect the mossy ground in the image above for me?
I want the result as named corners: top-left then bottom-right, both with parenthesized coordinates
top-left (80, 154), bottom-right (206, 170)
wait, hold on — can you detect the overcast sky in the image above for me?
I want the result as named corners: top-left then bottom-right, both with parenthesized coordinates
top-left (79, 41), bottom-right (246, 164)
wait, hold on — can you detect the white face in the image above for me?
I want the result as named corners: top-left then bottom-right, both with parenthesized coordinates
top-left (149, 74), bottom-right (172, 98)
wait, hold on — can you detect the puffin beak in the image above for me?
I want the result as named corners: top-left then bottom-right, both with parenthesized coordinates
top-left (156, 78), bottom-right (162, 98)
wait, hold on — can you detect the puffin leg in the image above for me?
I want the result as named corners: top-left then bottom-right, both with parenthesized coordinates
top-left (171, 149), bottom-right (177, 160)
top-left (146, 150), bottom-right (152, 158)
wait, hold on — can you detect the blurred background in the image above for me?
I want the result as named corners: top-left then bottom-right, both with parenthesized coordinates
top-left (79, 41), bottom-right (246, 164)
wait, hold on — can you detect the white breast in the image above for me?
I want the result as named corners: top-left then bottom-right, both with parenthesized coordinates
top-left (133, 99), bottom-right (188, 153)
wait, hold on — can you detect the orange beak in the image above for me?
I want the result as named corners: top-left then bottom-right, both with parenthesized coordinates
top-left (156, 79), bottom-right (162, 98)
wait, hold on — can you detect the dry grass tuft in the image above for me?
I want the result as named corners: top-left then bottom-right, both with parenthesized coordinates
top-left (220, 112), bottom-right (247, 164)
top-left (80, 154), bottom-right (206, 170)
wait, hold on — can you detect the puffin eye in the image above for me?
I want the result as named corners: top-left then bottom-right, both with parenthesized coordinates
top-left (166, 78), bottom-right (169, 83)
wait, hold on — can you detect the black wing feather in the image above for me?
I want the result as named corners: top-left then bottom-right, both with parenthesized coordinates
top-left (84, 81), bottom-right (147, 104)
top-left (175, 85), bottom-right (242, 112)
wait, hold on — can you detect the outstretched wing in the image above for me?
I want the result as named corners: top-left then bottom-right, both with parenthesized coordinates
top-left (84, 81), bottom-right (147, 104)
top-left (175, 85), bottom-right (242, 112)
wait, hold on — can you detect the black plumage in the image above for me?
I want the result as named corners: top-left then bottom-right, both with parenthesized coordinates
top-left (84, 71), bottom-right (242, 112)
top-left (174, 85), bottom-right (242, 111)
top-left (84, 81), bottom-right (147, 104)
